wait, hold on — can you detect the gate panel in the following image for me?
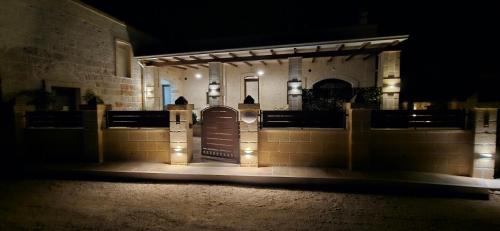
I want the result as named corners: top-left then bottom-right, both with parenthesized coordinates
top-left (201, 106), bottom-right (239, 163)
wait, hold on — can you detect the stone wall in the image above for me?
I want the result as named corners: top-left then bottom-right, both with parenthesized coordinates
top-left (103, 129), bottom-right (170, 163)
top-left (0, 0), bottom-right (147, 110)
top-left (350, 109), bottom-right (474, 176)
top-left (24, 128), bottom-right (84, 161)
top-left (367, 130), bottom-right (473, 176)
top-left (259, 129), bottom-right (349, 167)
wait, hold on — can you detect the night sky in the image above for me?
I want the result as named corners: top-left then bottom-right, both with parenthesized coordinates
top-left (82, 0), bottom-right (499, 102)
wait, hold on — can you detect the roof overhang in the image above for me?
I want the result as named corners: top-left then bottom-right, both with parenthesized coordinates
top-left (137, 35), bottom-right (408, 68)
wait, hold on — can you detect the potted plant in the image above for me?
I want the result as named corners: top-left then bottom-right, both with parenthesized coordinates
top-left (21, 89), bottom-right (56, 111)
top-left (82, 90), bottom-right (104, 109)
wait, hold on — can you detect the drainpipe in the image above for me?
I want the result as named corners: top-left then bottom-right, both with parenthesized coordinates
top-left (138, 60), bottom-right (145, 110)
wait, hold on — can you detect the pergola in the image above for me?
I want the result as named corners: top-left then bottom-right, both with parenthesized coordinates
top-left (137, 35), bottom-right (409, 70)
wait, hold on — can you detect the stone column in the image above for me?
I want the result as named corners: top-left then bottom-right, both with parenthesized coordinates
top-left (167, 104), bottom-right (193, 165)
top-left (82, 104), bottom-right (106, 162)
top-left (208, 62), bottom-right (224, 106)
top-left (238, 103), bottom-right (260, 167)
top-left (378, 51), bottom-right (401, 110)
top-left (472, 108), bottom-right (497, 178)
top-left (288, 57), bottom-right (302, 110)
top-left (13, 104), bottom-right (32, 160)
top-left (348, 108), bottom-right (372, 170)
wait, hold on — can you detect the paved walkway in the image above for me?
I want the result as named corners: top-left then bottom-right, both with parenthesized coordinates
top-left (21, 161), bottom-right (500, 198)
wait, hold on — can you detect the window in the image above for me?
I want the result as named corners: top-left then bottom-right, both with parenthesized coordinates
top-left (115, 40), bottom-right (132, 78)
top-left (244, 76), bottom-right (259, 103)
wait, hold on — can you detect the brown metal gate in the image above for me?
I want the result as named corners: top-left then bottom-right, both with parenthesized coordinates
top-left (201, 106), bottom-right (239, 163)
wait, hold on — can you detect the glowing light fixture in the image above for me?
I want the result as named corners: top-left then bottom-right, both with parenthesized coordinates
top-left (244, 147), bottom-right (253, 155)
top-left (480, 153), bottom-right (493, 158)
top-left (257, 70), bottom-right (264, 76)
top-left (195, 73), bottom-right (202, 79)
top-left (174, 146), bottom-right (182, 152)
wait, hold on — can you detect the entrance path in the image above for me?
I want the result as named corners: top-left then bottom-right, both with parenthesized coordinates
top-left (21, 161), bottom-right (500, 198)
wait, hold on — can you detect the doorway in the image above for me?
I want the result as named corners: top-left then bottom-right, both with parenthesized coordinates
top-left (162, 84), bottom-right (171, 110)
top-left (244, 76), bottom-right (259, 102)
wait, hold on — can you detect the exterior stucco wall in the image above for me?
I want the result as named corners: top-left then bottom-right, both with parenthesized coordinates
top-left (0, 0), bottom-right (142, 110)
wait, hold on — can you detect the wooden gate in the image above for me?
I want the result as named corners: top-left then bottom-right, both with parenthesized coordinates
top-left (201, 106), bottom-right (239, 163)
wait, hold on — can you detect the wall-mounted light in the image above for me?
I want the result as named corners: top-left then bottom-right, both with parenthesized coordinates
top-left (257, 70), bottom-right (264, 76)
top-left (480, 153), bottom-right (493, 158)
top-left (287, 80), bottom-right (302, 95)
top-left (145, 86), bottom-right (154, 98)
top-left (208, 82), bottom-right (221, 97)
top-left (195, 73), bottom-right (202, 79)
top-left (244, 147), bottom-right (253, 155)
top-left (174, 146), bottom-right (182, 152)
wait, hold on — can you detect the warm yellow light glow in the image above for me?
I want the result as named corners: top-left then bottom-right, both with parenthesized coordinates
top-left (195, 73), bottom-right (202, 79)
top-left (480, 153), bottom-right (493, 158)
top-left (174, 146), bottom-right (182, 152)
top-left (257, 70), bottom-right (264, 76)
top-left (244, 147), bottom-right (253, 154)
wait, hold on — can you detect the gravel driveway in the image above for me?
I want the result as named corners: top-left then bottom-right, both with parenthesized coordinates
top-left (1, 179), bottom-right (500, 230)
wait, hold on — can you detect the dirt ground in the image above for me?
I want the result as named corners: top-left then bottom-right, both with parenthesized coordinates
top-left (1, 179), bottom-right (500, 231)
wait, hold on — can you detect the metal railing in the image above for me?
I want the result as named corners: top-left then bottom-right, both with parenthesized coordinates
top-left (106, 111), bottom-right (170, 128)
top-left (26, 111), bottom-right (83, 128)
top-left (261, 110), bottom-right (346, 128)
top-left (371, 110), bottom-right (467, 129)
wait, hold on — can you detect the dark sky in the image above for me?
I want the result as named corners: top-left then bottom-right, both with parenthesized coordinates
top-left (82, 0), bottom-right (499, 101)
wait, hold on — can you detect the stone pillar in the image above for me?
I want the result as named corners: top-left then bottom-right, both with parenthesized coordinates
top-left (472, 108), bottom-right (497, 178)
top-left (238, 103), bottom-right (260, 167)
top-left (13, 104), bottom-right (32, 160)
top-left (208, 62), bottom-right (224, 106)
top-left (167, 104), bottom-right (193, 165)
top-left (288, 57), bottom-right (302, 110)
top-left (378, 51), bottom-right (401, 110)
top-left (348, 108), bottom-right (372, 170)
top-left (82, 104), bottom-right (106, 162)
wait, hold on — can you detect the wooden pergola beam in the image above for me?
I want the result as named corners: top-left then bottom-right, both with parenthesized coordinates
top-left (227, 62), bottom-right (238, 67)
top-left (363, 40), bottom-right (400, 60)
top-left (311, 46), bottom-right (321, 63)
top-left (147, 43), bottom-right (402, 67)
top-left (172, 57), bottom-right (185, 62)
top-left (243, 61), bottom-right (253, 67)
top-left (185, 65), bottom-right (198, 69)
top-left (171, 66), bottom-right (187, 70)
top-left (199, 64), bottom-right (209, 68)
top-left (344, 42), bottom-right (371, 62)
top-left (189, 55), bottom-right (203, 60)
top-left (270, 49), bottom-right (282, 65)
top-left (260, 61), bottom-right (267, 66)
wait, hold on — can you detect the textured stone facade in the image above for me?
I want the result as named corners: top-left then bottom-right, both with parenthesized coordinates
top-left (0, 0), bottom-right (148, 110)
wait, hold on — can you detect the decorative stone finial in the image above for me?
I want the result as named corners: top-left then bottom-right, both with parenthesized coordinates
top-left (175, 96), bottom-right (188, 105)
top-left (243, 95), bottom-right (255, 104)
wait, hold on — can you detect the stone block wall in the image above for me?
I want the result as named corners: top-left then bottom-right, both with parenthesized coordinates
top-left (259, 129), bottom-right (349, 167)
top-left (367, 130), bottom-right (473, 176)
top-left (0, 0), bottom-right (151, 110)
top-left (24, 128), bottom-right (84, 161)
top-left (103, 129), bottom-right (170, 163)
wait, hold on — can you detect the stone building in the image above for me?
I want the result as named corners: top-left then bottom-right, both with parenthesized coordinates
top-left (1, 0), bottom-right (497, 179)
